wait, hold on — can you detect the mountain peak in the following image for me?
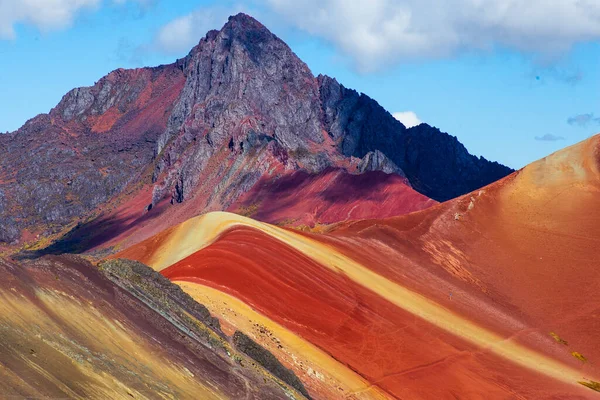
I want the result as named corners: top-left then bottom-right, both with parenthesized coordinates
top-left (186, 13), bottom-right (276, 59)
top-left (226, 12), bottom-right (264, 27)
top-left (185, 12), bottom-right (290, 69)
top-left (219, 12), bottom-right (276, 44)
top-left (220, 12), bottom-right (287, 56)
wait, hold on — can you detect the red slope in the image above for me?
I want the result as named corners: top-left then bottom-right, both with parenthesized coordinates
top-left (326, 135), bottom-right (600, 366)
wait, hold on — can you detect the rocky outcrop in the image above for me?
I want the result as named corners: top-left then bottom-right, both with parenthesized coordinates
top-left (233, 331), bottom-right (311, 399)
top-left (151, 14), bottom-right (326, 207)
top-left (318, 75), bottom-right (407, 156)
top-left (0, 63), bottom-right (185, 244)
top-left (357, 150), bottom-right (405, 176)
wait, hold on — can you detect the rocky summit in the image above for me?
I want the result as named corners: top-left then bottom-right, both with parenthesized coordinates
top-left (0, 13), bottom-right (511, 248)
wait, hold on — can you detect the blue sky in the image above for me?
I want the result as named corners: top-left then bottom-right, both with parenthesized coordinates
top-left (0, 0), bottom-right (599, 169)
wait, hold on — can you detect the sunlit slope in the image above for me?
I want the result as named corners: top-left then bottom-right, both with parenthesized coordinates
top-left (116, 134), bottom-right (600, 399)
top-left (0, 256), bottom-right (301, 400)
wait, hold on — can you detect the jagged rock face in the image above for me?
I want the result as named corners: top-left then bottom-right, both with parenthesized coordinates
top-left (357, 150), bottom-right (405, 176)
top-left (318, 74), bottom-right (407, 157)
top-left (0, 64), bottom-right (185, 243)
top-left (158, 16), bottom-right (322, 154)
top-left (0, 13), bottom-right (512, 245)
top-left (151, 14), bottom-right (326, 207)
top-left (400, 124), bottom-right (513, 201)
top-left (317, 74), bottom-right (513, 201)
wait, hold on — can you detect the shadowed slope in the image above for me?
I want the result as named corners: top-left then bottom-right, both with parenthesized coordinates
top-left (26, 165), bottom-right (434, 258)
top-left (229, 168), bottom-right (436, 227)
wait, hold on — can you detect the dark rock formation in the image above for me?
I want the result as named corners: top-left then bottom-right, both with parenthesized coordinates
top-left (233, 331), bottom-right (311, 399)
top-left (357, 150), bottom-right (404, 176)
top-left (399, 124), bottom-right (513, 201)
top-left (99, 258), bottom-right (223, 335)
top-left (318, 74), bottom-right (513, 201)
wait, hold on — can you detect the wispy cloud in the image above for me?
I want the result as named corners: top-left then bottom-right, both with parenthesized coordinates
top-left (0, 0), bottom-right (149, 39)
top-left (534, 134), bottom-right (565, 142)
top-left (567, 113), bottom-right (600, 127)
top-left (531, 66), bottom-right (583, 86)
top-left (0, 0), bottom-right (100, 39)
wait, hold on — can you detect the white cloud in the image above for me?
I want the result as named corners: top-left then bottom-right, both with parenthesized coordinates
top-left (393, 111), bottom-right (422, 128)
top-left (0, 0), bottom-right (149, 39)
top-left (153, 6), bottom-right (245, 54)
top-left (263, 0), bottom-right (600, 71)
top-left (0, 0), bottom-right (101, 39)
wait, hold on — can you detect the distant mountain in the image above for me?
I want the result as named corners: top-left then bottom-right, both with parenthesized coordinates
top-left (0, 13), bottom-right (512, 248)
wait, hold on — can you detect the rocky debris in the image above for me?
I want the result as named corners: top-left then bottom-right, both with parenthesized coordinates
top-left (0, 218), bottom-right (19, 244)
top-left (357, 150), bottom-right (405, 176)
top-left (99, 258), bottom-right (223, 336)
top-left (233, 331), bottom-right (311, 399)
top-left (0, 189), bottom-right (19, 243)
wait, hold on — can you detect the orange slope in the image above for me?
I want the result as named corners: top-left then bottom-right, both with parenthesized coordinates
top-left (116, 135), bottom-right (600, 399)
